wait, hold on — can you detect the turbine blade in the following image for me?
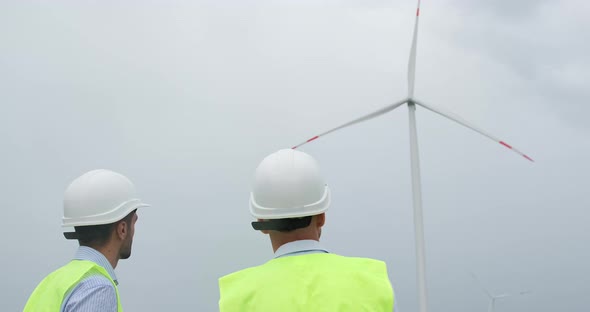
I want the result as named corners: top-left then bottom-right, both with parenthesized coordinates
top-left (414, 99), bottom-right (534, 162)
top-left (407, 0), bottom-right (421, 98)
top-left (470, 272), bottom-right (493, 299)
top-left (292, 98), bottom-right (408, 149)
top-left (495, 293), bottom-right (514, 299)
top-left (496, 290), bottom-right (531, 299)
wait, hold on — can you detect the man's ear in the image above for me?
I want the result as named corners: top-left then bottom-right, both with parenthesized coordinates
top-left (116, 221), bottom-right (128, 240)
top-left (316, 213), bottom-right (326, 227)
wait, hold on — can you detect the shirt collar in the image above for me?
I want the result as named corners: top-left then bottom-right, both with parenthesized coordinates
top-left (73, 246), bottom-right (119, 285)
top-left (274, 240), bottom-right (329, 258)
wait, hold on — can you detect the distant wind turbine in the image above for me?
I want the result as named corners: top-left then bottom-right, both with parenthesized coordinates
top-left (291, 1), bottom-right (534, 312)
top-left (471, 273), bottom-right (531, 312)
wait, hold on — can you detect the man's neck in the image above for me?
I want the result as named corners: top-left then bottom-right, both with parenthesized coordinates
top-left (91, 244), bottom-right (119, 269)
top-left (270, 232), bottom-right (319, 253)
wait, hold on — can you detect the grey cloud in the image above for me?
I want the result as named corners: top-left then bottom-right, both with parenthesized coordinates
top-left (1, 1), bottom-right (588, 312)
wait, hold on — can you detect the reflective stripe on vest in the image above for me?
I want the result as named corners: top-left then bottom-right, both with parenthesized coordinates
top-left (219, 253), bottom-right (394, 312)
top-left (23, 260), bottom-right (123, 312)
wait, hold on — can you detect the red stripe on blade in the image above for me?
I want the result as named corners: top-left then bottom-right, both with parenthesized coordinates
top-left (307, 136), bottom-right (319, 143)
top-left (416, 8), bottom-right (420, 16)
top-left (523, 154), bottom-right (534, 162)
top-left (499, 141), bottom-right (512, 149)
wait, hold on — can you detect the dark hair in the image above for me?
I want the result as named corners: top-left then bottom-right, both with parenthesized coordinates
top-left (251, 216), bottom-right (312, 232)
top-left (75, 210), bottom-right (136, 247)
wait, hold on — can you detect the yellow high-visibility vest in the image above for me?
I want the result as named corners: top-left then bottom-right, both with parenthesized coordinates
top-left (23, 260), bottom-right (123, 312)
top-left (219, 253), bottom-right (394, 312)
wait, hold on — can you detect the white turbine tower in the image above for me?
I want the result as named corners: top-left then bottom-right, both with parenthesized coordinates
top-left (471, 273), bottom-right (531, 312)
top-left (291, 1), bottom-right (534, 312)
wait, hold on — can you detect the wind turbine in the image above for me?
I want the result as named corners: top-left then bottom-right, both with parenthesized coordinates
top-left (471, 273), bottom-right (531, 312)
top-left (291, 1), bottom-right (533, 312)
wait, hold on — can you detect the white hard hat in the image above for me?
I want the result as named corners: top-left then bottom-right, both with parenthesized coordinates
top-left (62, 169), bottom-right (150, 228)
top-left (250, 149), bottom-right (330, 219)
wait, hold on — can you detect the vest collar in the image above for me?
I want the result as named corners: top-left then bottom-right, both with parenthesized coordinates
top-left (73, 246), bottom-right (119, 285)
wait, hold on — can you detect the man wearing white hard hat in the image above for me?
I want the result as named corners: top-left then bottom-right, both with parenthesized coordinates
top-left (219, 149), bottom-right (396, 311)
top-left (24, 169), bottom-right (149, 312)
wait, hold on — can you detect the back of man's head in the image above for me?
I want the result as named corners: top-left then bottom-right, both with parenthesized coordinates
top-left (249, 149), bottom-right (330, 232)
top-left (73, 210), bottom-right (136, 248)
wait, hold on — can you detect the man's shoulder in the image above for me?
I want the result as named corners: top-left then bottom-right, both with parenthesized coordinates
top-left (221, 254), bottom-right (387, 280)
top-left (77, 274), bottom-right (115, 288)
top-left (219, 263), bottom-right (265, 283)
top-left (335, 254), bottom-right (388, 265)
top-left (308, 253), bottom-right (389, 271)
top-left (39, 260), bottom-right (106, 287)
top-left (65, 266), bottom-right (116, 299)
top-left (66, 274), bottom-right (115, 298)
top-left (63, 275), bottom-right (117, 311)
top-left (276, 252), bottom-right (388, 267)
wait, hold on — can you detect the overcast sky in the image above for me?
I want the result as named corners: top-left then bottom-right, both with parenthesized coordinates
top-left (1, 1), bottom-right (589, 311)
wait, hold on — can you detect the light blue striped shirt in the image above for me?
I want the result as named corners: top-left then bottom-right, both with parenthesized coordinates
top-left (60, 246), bottom-right (119, 312)
top-left (274, 239), bottom-right (329, 258)
top-left (274, 240), bottom-right (398, 311)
